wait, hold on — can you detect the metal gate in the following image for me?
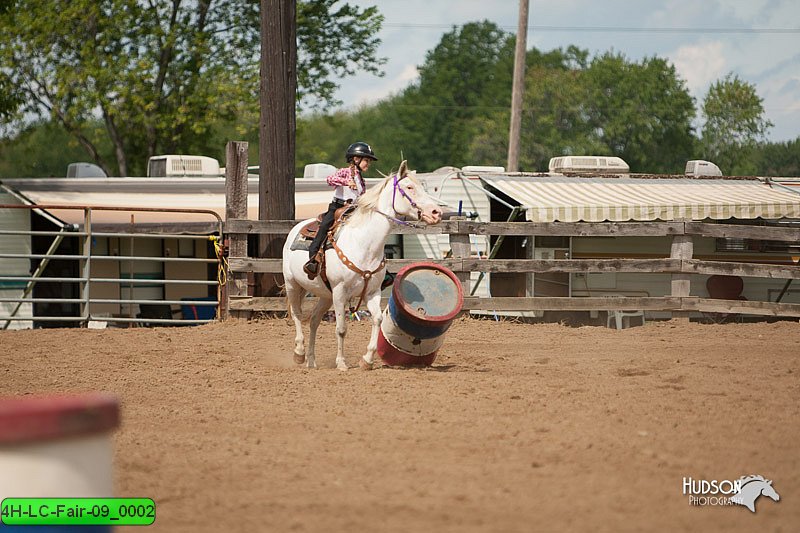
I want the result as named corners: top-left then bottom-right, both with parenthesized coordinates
top-left (0, 204), bottom-right (224, 329)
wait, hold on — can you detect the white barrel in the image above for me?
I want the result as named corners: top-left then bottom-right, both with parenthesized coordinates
top-left (380, 306), bottom-right (446, 356)
top-left (0, 393), bottom-right (120, 511)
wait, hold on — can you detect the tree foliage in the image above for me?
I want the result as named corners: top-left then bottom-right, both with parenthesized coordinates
top-left (466, 49), bottom-right (601, 171)
top-left (454, 47), bottom-right (696, 173)
top-left (379, 21), bottom-right (515, 171)
top-left (0, 0), bottom-right (383, 176)
top-left (584, 53), bottom-right (696, 173)
top-left (0, 120), bottom-right (109, 177)
top-left (701, 73), bottom-right (773, 175)
top-left (297, 0), bottom-right (384, 107)
top-left (3, 10), bottom-right (797, 180)
top-left (754, 137), bottom-right (800, 177)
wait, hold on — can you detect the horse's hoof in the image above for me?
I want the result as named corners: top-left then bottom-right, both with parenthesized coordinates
top-left (307, 360), bottom-right (317, 369)
top-left (359, 358), bottom-right (374, 371)
top-left (336, 361), bottom-right (349, 371)
top-left (293, 352), bottom-right (306, 364)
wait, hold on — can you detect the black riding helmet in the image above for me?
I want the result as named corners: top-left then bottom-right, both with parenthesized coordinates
top-left (345, 142), bottom-right (378, 162)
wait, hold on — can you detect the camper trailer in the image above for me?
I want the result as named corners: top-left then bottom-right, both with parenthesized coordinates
top-left (409, 161), bottom-right (800, 322)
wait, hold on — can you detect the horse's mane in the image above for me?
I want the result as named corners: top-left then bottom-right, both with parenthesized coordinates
top-left (351, 173), bottom-right (392, 219)
top-left (739, 475), bottom-right (768, 486)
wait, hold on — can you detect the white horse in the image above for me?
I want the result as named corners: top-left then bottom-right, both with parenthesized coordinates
top-left (282, 161), bottom-right (443, 370)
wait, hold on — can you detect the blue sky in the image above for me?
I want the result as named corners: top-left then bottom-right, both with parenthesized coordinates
top-left (330, 0), bottom-right (800, 143)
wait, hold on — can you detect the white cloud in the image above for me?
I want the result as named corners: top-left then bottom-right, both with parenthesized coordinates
top-left (669, 41), bottom-right (727, 95)
top-left (350, 64), bottom-right (419, 107)
top-left (396, 63), bottom-right (420, 84)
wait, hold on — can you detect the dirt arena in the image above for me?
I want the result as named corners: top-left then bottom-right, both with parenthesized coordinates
top-left (2, 317), bottom-right (798, 532)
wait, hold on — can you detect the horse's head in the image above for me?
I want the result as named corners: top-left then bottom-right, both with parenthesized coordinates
top-left (761, 480), bottom-right (780, 502)
top-left (389, 160), bottom-right (442, 225)
top-left (735, 475), bottom-right (781, 512)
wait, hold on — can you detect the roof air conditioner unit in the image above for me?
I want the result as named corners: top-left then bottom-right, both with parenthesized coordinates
top-left (685, 160), bottom-right (722, 177)
top-left (548, 156), bottom-right (629, 174)
top-left (461, 165), bottom-right (506, 173)
top-left (302, 163), bottom-right (337, 179)
top-left (147, 155), bottom-right (220, 177)
top-left (66, 162), bottom-right (107, 178)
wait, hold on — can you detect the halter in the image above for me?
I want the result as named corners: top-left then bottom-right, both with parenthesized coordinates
top-left (377, 173), bottom-right (424, 227)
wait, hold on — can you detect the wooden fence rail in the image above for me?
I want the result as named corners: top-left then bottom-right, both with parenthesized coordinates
top-left (225, 219), bottom-right (800, 241)
top-left (222, 218), bottom-right (800, 319)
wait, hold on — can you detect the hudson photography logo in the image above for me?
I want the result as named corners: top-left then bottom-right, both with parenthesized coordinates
top-left (682, 475), bottom-right (781, 512)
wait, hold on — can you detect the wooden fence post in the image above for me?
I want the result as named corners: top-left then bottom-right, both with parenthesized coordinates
top-left (449, 218), bottom-right (470, 294)
top-left (525, 235), bottom-right (535, 297)
top-left (224, 141), bottom-right (249, 319)
top-left (669, 221), bottom-right (693, 321)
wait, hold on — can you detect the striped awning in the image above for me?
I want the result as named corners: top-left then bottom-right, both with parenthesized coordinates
top-left (480, 175), bottom-right (800, 222)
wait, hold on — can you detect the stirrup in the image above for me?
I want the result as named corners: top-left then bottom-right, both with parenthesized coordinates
top-left (303, 260), bottom-right (319, 280)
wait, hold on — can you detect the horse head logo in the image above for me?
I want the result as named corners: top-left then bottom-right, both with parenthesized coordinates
top-left (732, 475), bottom-right (780, 513)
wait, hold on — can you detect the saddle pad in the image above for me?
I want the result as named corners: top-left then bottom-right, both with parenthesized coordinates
top-left (289, 231), bottom-right (334, 252)
top-left (289, 232), bottom-right (312, 252)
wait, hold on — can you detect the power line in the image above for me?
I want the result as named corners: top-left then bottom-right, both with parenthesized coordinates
top-left (343, 102), bottom-right (800, 113)
top-left (383, 22), bottom-right (800, 35)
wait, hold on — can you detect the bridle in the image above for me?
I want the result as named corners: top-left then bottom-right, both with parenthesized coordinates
top-left (378, 173), bottom-right (424, 227)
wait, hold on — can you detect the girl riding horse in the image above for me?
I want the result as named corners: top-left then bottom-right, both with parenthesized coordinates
top-left (303, 141), bottom-right (377, 279)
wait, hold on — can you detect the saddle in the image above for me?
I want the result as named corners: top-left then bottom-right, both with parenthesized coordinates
top-left (299, 203), bottom-right (355, 241)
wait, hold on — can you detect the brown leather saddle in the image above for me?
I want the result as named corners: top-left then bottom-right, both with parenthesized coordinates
top-left (299, 203), bottom-right (355, 241)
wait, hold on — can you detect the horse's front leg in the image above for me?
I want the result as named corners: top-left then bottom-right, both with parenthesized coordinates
top-left (332, 287), bottom-right (349, 371)
top-left (360, 290), bottom-right (383, 370)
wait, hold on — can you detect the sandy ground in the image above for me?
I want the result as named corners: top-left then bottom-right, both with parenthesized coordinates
top-left (1, 317), bottom-right (798, 532)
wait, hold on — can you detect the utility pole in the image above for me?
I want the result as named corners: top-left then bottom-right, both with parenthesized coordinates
top-left (507, 0), bottom-right (529, 172)
top-left (259, 0), bottom-right (296, 296)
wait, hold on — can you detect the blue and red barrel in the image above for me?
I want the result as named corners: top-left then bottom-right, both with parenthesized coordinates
top-left (377, 262), bottom-right (463, 366)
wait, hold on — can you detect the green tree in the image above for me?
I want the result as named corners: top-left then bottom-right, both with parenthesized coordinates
top-left (296, 111), bottom-right (355, 173)
top-left (297, 1), bottom-right (384, 108)
top-left (467, 63), bottom-right (600, 171)
top-left (515, 66), bottom-right (604, 171)
top-left (384, 21), bottom-right (515, 171)
top-left (0, 0), bottom-right (383, 176)
top-left (584, 53), bottom-right (696, 173)
top-left (753, 137), bottom-right (800, 177)
top-left (0, 120), bottom-right (110, 177)
top-left (0, 71), bottom-right (20, 124)
top-left (701, 73), bottom-right (773, 175)
top-left (0, 1), bottom-right (19, 122)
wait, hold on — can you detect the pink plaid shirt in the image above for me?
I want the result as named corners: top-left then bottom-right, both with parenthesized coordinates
top-left (326, 167), bottom-right (365, 202)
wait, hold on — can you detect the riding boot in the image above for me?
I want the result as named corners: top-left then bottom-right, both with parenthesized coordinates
top-left (305, 201), bottom-right (340, 281)
top-left (303, 259), bottom-right (319, 280)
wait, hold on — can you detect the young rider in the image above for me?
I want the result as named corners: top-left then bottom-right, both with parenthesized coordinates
top-left (303, 141), bottom-right (377, 280)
